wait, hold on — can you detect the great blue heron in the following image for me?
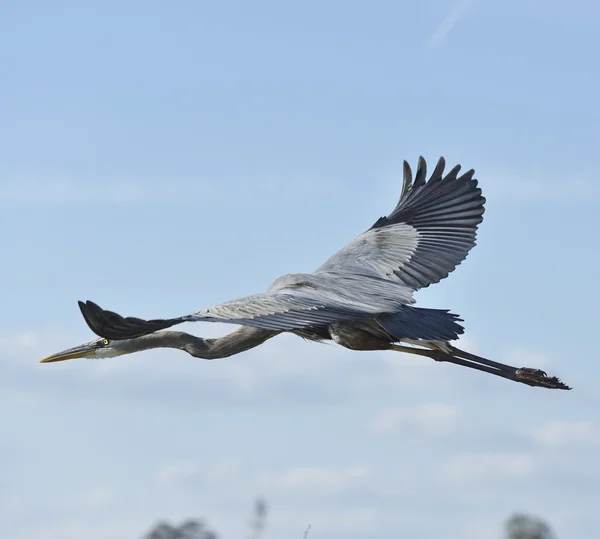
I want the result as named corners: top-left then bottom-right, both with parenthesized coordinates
top-left (41, 157), bottom-right (570, 390)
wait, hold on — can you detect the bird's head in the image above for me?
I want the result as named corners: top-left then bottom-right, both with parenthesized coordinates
top-left (40, 337), bottom-right (132, 363)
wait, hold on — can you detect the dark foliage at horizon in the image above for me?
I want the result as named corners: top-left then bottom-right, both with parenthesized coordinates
top-left (142, 498), bottom-right (268, 539)
top-left (505, 513), bottom-right (556, 539)
top-left (143, 519), bottom-right (218, 539)
top-left (141, 505), bottom-right (556, 538)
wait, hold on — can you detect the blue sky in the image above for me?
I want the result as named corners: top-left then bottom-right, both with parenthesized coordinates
top-left (2, 1), bottom-right (600, 538)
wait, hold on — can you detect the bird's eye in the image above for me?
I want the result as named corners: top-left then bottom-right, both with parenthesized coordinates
top-left (103, 339), bottom-right (109, 345)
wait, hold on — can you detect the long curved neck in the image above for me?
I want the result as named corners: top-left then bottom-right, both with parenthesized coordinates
top-left (127, 326), bottom-right (280, 360)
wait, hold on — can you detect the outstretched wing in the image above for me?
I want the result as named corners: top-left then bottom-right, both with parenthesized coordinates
top-left (315, 156), bottom-right (485, 290)
top-left (78, 156), bottom-right (484, 340)
top-left (79, 273), bottom-right (414, 340)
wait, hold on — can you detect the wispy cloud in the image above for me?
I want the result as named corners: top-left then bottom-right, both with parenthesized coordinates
top-left (532, 420), bottom-right (600, 450)
top-left (441, 452), bottom-right (536, 483)
top-left (369, 402), bottom-right (462, 437)
top-left (154, 461), bottom-right (201, 488)
top-left (0, 176), bottom-right (219, 206)
top-left (0, 173), bottom-right (341, 207)
top-left (154, 457), bottom-right (242, 489)
top-left (428, 0), bottom-right (474, 49)
top-left (261, 466), bottom-right (370, 495)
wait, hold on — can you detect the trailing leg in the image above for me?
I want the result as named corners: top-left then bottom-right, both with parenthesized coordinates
top-left (389, 344), bottom-right (570, 390)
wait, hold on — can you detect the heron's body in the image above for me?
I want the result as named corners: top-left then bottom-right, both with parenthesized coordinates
top-left (42, 157), bottom-right (570, 390)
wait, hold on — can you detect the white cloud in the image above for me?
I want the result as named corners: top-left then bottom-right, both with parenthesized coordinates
top-left (261, 466), bottom-right (370, 495)
top-left (0, 330), bottom-right (63, 352)
top-left (10, 516), bottom-right (153, 539)
top-left (442, 452), bottom-right (536, 483)
top-left (369, 402), bottom-right (462, 437)
top-left (0, 176), bottom-right (219, 206)
top-left (54, 487), bottom-right (121, 513)
top-left (0, 172), bottom-right (341, 207)
top-left (459, 518), bottom-right (504, 539)
top-left (204, 458), bottom-right (243, 483)
top-left (532, 420), bottom-right (600, 450)
top-left (154, 461), bottom-right (201, 488)
top-left (154, 458), bottom-right (242, 490)
top-left (5, 326), bottom-right (600, 539)
top-left (428, 0), bottom-right (474, 49)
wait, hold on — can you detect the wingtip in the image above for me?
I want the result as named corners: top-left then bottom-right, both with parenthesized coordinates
top-left (425, 156), bottom-right (443, 181)
top-left (444, 164), bottom-right (462, 181)
top-left (457, 168), bottom-right (475, 182)
top-left (413, 156), bottom-right (428, 188)
top-left (402, 160), bottom-right (413, 195)
top-left (78, 299), bottom-right (102, 337)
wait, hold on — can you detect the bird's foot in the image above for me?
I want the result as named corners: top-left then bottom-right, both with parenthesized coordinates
top-left (515, 367), bottom-right (571, 390)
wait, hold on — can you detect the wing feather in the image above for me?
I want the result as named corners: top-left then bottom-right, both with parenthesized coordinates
top-left (315, 156), bottom-right (485, 289)
top-left (79, 274), bottom-right (415, 339)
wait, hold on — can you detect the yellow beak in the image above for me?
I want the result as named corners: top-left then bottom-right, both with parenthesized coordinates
top-left (40, 343), bottom-right (96, 363)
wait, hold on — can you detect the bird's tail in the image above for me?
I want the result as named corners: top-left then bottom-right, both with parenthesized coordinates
top-left (376, 306), bottom-right (465, 342)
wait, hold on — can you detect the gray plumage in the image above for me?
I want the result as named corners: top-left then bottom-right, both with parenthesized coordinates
top-left (172, 155), bottom-right (484, 335)
top-left (41, 157), bottom-right (570, 390)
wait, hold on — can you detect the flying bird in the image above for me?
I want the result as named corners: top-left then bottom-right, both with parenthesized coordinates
top-left (41, 157), bottom-right (570, 390)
